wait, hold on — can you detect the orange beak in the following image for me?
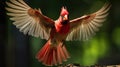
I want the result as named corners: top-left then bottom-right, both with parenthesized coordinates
top-left (63, 15), bottom-right (68, 20)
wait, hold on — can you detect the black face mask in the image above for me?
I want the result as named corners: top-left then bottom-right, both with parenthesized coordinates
top-left (61, 15), bottom-right (69, 25)
top-left (62, 20), bottom-right (69, 25)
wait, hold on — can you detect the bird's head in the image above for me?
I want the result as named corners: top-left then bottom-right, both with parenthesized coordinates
top-left (60, 7), bottom-right (69, 24)
top-left (60, 7), bottom-right (69, 16)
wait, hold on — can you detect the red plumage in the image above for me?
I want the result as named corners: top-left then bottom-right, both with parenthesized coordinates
top-left (6, 0), bottom-right (111, 66)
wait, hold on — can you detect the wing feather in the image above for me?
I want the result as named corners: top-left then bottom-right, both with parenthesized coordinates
top-left (6, 1), bottom-right (28, 10)
top-left (66, 3), bottom-right (111, 41)
top-left (6, 7), bottom-right (26, 13)
top-left (9, 0), bottom-right (29, 9)
top-left (6, 0), bottom-right (54, 39)
top-left (7, 13), bottom-right (28, 17)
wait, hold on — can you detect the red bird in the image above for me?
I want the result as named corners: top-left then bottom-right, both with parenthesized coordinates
top-left (6, 0), bottom-right (111, 66)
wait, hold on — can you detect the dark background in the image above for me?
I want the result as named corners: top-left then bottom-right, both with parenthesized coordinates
top-left (0, 0), bottom-right (120, 67)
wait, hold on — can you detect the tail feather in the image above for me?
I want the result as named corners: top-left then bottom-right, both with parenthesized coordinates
top-left (53, 49), bottom-right (57, 65)
top-left (36, 42), bottom-right (50, 61)
top-left (62, 45), bottom-right (70, 59)
top-left (36, 41), bottom-right (70, 66)
top-left (43, 48), bottom-right (52, 65)
top-left (57, 44), bottom-right (67, 64)
top-left (57, 45), bottom-right (62, 64)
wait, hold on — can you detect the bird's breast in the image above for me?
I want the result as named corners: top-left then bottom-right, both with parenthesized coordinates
top-left (55, 23), bottom-right (70, 35)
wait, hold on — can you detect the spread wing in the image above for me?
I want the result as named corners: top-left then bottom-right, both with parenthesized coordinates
top-left (66, 3), bottom-right (111, 41)
top-left (6, 0), bottom-right (55, 40)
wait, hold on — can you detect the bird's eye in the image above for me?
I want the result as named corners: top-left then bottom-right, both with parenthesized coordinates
top-left (61, 16), bottom-right (64, 20)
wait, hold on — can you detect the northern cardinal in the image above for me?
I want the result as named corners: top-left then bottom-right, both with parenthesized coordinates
top-left (6, 0), bottom-right (111, 66)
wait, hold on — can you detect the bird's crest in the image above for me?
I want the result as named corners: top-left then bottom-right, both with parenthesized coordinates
top-left (60, 6), bottom-right (69, 16)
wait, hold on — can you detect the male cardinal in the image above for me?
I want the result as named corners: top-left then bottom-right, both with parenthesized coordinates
top-left (6, 0), bottom-right (111, 66)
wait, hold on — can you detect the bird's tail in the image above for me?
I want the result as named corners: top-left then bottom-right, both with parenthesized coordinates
top-left (36, 40), bottom-right (70, 66)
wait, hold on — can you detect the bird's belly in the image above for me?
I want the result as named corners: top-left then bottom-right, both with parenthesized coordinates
top-left (56, 24), bottom-right (70, 35)
top-left (50, 29), bottom-right (68, 41)
top-left (50, 24), bottom-right (70, 44)
top-left (55, 33), bottom-right (67, 40)
top-left (49, 31), bottom-right (64, 46)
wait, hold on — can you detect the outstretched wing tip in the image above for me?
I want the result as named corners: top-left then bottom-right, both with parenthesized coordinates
top-left (67, 2), bottom-right (111, 41)
top-left (6, 0), bottom-right (52, 40)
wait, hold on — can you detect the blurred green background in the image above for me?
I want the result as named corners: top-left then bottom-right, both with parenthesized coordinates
top-left (0, 0), bottom-right (120, 67)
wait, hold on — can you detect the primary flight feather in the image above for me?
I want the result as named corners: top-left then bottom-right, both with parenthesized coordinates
top-left (6, 0), bottom-right (111, 66)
